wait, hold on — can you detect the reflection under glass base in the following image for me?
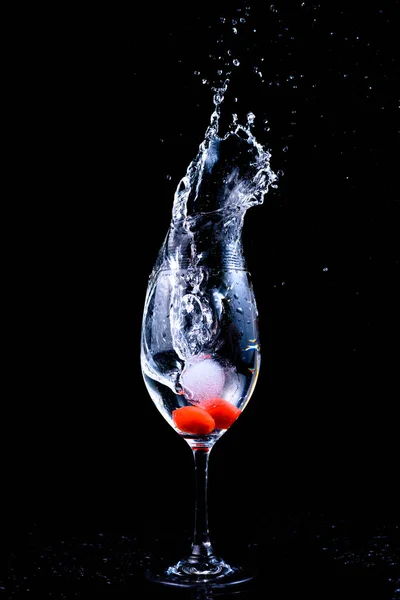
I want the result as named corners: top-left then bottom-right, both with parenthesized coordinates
top-left (146, 554), bottom-right (258, 589)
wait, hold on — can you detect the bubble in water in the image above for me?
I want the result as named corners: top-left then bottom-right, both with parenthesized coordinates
top-left (171, 290), bottom-right (215, 360)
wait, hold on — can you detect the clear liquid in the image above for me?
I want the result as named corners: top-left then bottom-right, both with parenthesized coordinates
top-left (141, 268), bottom-right (260, 448)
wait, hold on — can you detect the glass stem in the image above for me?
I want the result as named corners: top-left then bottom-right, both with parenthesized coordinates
top-left (188, 448), bottom-right (215, 564)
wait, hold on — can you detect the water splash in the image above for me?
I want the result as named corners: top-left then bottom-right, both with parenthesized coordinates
top-left (154, 79), bottom-right (277, 275)
top-left (174, 80), bottom-right (276, 218)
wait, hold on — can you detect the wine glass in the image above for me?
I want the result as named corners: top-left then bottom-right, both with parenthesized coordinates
top-left (140, 260), bottom-right (261, 589)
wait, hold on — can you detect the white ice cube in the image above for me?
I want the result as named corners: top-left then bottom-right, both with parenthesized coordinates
top-left (182, 357), bottom-right (225, 402)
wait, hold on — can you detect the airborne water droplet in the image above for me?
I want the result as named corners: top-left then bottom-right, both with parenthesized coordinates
top-left (247, 112), bottom-right (256, 126)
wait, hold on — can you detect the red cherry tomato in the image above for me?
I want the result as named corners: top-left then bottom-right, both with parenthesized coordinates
top-left (200, 398), bottom-right (242, 429)
top-left (172, 406), bottom-right (215, 435)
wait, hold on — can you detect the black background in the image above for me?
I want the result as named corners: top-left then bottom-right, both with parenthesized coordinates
top-left (6, 0), bottom-right (400, 596)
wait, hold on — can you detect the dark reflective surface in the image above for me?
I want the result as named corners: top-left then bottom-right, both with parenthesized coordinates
top-left (5, 514), bottom-right (400, 598)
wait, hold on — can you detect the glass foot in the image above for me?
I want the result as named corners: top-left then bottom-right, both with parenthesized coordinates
top-left (146, 555), bottom-right (257, 589)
